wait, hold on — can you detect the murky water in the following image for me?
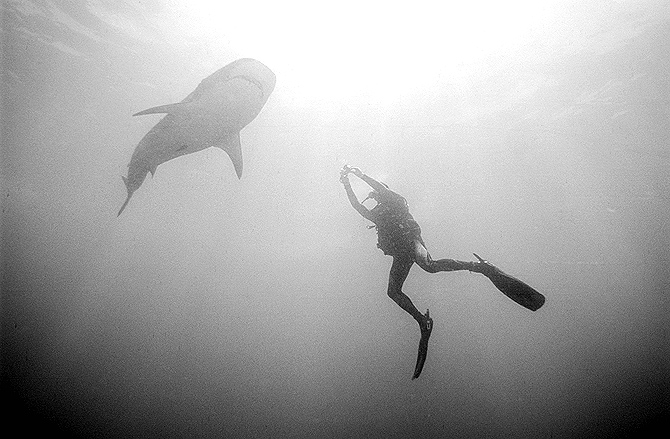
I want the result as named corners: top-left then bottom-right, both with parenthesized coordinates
top-left (2, 1), bottom-right (668, 437)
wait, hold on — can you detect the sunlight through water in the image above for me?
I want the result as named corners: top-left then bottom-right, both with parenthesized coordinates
top-left (168, 0), bottom-right (560, 104)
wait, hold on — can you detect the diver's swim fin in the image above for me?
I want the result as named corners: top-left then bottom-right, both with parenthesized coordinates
top-left (412, 309), bottom-right (433, 380)
top-left (473, 253), bottom-right (545, 311)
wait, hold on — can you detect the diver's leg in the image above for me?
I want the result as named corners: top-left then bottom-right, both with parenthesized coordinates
top-left (387, 256), bottom-right (425, 324)
top-left (413, 240), bottom-right (476, 273)
top-left (388, 254), bottom-right (434, 380)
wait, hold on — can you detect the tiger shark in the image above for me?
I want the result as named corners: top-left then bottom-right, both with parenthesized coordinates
top-left (117, 58), bottom-right (276, 216)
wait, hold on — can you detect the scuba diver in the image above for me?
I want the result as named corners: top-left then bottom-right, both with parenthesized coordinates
top-left (340, 165), bottom-right (545, 380)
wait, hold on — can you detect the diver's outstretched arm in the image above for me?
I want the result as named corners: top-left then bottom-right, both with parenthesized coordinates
top-left (341, 171), bottom-right (374, 220)
top-left (348, 167), bottom-right (390, 195)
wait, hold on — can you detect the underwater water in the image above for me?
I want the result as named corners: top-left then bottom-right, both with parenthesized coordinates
top-left (2, 1), bottom-right (668, 437)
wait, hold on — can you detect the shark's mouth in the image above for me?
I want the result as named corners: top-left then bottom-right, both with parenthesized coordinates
top-left (231, 75), bottom-right (265, 98)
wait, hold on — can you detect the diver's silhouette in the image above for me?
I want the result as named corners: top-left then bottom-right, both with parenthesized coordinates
top-left (340, 165), bottom-right (544, 379)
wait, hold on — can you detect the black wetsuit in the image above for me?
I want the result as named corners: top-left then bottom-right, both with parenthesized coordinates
top-left (342, 172), bottom-right (476, 322)
top-left (341, 169), bottom-right (545, 379)
top-left (367, 189), bottom-right (423, 257)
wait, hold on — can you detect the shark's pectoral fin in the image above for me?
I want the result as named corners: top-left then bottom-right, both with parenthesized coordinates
top-left (216, 133), bottom-right (243, 179)
top-left (133, 102), bottom-right (187, 117)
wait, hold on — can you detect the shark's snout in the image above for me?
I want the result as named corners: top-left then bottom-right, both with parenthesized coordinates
top-left (118, 58), bottom-right (275, 216)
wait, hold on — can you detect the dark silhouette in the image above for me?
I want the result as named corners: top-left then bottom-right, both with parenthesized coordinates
top-left (118, 58), bottom-right (276, 216)
top-left (340, 165), bottom-right (545, 379)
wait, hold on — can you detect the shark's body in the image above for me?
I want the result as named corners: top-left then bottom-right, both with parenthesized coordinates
top-left (118, 58), bottom-right (276, 215)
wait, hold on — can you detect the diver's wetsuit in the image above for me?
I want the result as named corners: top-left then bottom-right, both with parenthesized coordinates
top-left (341, 169), bottom-right (478, 326)
top-left (342, 167), bottom-right (545, 379)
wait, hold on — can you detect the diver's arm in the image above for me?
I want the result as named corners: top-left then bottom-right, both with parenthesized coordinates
top-left (351, 168), bottom-right (391, 195)
top-left (342, 175), bottom-right (374, 220)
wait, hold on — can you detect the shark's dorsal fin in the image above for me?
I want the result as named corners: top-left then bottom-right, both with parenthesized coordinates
top-left (133, 103), bottom-right (187, 117)
top-left (216, 134), bottom-right (243, 179)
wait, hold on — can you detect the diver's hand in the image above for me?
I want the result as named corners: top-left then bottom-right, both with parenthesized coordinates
top-left (340, 165), bottom-right (352, 183)
top-left (349, 167), bottom-right (363, 178)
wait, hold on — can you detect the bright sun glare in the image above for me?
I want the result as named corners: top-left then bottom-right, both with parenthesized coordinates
top-left (172, 0), bottom-right (556, 103)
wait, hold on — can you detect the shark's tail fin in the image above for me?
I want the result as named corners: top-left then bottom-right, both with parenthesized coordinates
top-left (117, 176), bottom-right (132, 216)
